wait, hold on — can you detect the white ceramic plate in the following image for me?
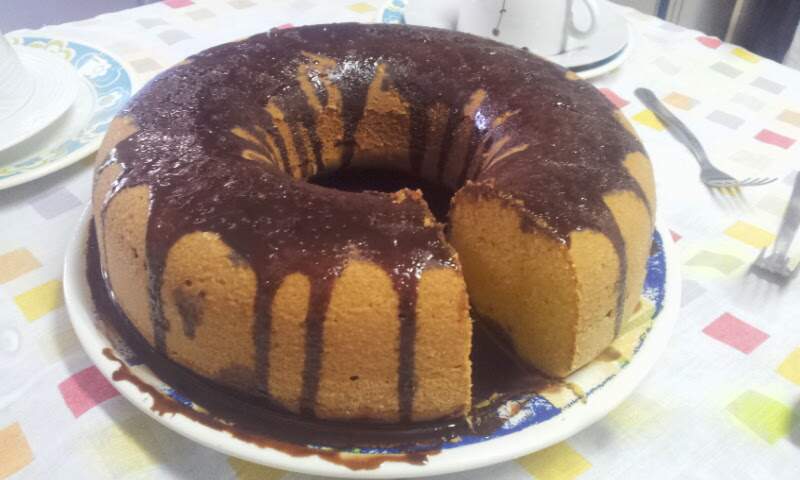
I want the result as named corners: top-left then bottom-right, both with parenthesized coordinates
top-left (0, 37), bottom-right (136, 191)
top-left (64, 208), bottom-right (680, 479)
top-left (0, 45), bottom-right (80, 152)
top-left (380, 0), bottom-right (635, 80)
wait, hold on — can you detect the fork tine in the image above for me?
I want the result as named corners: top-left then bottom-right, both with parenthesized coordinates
top-left (740, 177), bottom-right (777, 187)
top-left (706, 179), bottom-right (735, 188)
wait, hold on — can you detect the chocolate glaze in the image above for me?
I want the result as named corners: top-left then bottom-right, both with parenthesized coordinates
top-left (96, 23), bottom-right (650, 418)
top-left (299, 277), bottom-right (336, 415)
top-left (88, 227), bottom-right (553, 455)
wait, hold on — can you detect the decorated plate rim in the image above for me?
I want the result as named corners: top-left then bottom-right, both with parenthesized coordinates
top-left (64, 208), bottom-right (680, 479)
top-left (0, 35), bottom-right (137, 190)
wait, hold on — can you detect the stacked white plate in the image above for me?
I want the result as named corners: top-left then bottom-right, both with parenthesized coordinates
top-left (0, 35), bottom-right (80, 156)
top-left (0, 34), bottom-right (135, 191)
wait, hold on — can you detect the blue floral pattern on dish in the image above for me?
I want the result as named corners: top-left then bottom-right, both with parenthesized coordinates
top-left (0, 37), bottom-right (133, 180)
top-left (382, 0), bottom-right (408, 24)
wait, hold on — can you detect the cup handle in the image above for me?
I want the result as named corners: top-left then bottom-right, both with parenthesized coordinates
top-left (567, 0), bottom-right (598, 39)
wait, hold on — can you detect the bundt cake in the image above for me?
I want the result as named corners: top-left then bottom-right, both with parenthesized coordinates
top-left (91, 23), bottom-right (655, 424)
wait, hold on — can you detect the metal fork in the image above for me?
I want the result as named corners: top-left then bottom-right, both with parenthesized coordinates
top-left (634, 88), bottom-right (777, 188)
top-left (752, 173), bottom-right (800, 282)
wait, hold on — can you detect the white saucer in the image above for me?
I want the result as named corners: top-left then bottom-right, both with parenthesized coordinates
top-left (65, 205), bottom-right (680, 479)
top-left (382, 0), bottom-right (634, 79)
top-left (0, 37), bottom-right (136, 191)
top-left (0, 45), bottom-right (79, 153)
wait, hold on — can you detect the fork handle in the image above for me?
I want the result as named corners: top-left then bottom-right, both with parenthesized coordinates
top-left (634, 88), bottom-right (713, 169)
top-left (773, 173), bottom-right (800, 258)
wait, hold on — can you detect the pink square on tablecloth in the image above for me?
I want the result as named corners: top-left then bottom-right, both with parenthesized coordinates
top-left (599, 88), bottom-right (629, 108)
top-left (58, 366), bottom-right (120, 417)
top-left (277, 23), bottom-right (294, 29)
top-left (702, 313), bottom-right (769, 354)
top-left (163, 0), bottom-right (193, 8)
top-left (670, 230), bottom-right (682, 242)
top-left (755, 129), bottom-right (796, 150)
top-left (697, 36), bottom-right (722, 49)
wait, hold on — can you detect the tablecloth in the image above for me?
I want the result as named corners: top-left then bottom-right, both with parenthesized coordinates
top-left (1, 1), bottom-right (800, 478)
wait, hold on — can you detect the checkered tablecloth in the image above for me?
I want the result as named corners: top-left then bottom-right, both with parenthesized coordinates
top-left (2, 1), bottom-right (800, 478)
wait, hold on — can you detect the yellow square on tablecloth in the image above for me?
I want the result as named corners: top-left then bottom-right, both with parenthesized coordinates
top-left (732, 47), bottom-right (760, 63)
top-left (632, 109), bottom-right (665, 131)
top-left (724, 221), bottom-right (775, 249)
top-left (14, 279), bottom-right (63, 322)
top-left (347, 2), bottom-right (375, 13)
top-left (777, 348), bottom-right (800, 385)
top-left (517, 442), bottom-right (591, 480)
top-left (86, 415), bottom-right (162, 476)
top-left (727, 390), bottom-right (792, 444)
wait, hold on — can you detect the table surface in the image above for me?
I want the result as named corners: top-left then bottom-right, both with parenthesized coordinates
top-left (1, 1), bottom-right (800, 479)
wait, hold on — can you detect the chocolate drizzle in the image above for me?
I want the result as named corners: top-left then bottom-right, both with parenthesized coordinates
top-left (253, 287), bottom-right (274, 396)
top-left (395, 265), bottom-right (420, 421)
top-left (87, 226), bottom-right (554, 455)
top-left (299, 275), bottom-right (336, 415)
top-left (95, 23), bottom-right (651, 421)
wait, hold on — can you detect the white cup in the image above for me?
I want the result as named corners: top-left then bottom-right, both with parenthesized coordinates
top-left (0, 32), bottom-right (34, 121)
top-left (457, 0), bottom-right (599, 56)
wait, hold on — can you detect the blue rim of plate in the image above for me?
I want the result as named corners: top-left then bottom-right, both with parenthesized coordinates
top-left (151, 229), bottom-right (667, 454)
top-left (0, 37), bottom-right (133, 182)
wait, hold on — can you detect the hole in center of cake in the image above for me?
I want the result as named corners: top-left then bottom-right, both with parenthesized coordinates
top-left (309, 167), bottom-right (455, 223)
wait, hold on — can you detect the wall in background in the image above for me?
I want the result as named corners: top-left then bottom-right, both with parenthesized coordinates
top-left (665, 0), bottom-right (736, 39)
top-left (609, 0), bottom-right (660, 16)
top-left (611, 0), bottom-right (736, 38)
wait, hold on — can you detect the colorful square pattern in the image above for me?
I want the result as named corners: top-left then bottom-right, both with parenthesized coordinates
top-left (751, 77), bottom-right (785, 94)
top-left (686, 251), bottom-right (744, 275)
top-left (777, 347), bottom-right (800, 385)
top-left (697, 36), bottom-right (722, 49)
top-left (517, 442), bottom-right (591, 480)
top-left (710, 62), bottom-right (742, 78)
top-left (707, 110), bottom-right (744, 129)
top-left (724, 221), bottom-right (774, 248)
top-left (727, 390), bottom-right (793, 444)
top-left (599, 88), bottom-right (628, 108)
top-left (755, 129), bottom-right (795, 149)
top-left (14, 279), bottom-right (63, 322)
top-left (731, 47), bottom-right (759, 63)
top-left (86, 415), bottom-right (163, 476)
top-left (702, 313), bottom-right (768, 354)
top-left (778, 109), bottom-right (800, 127)
top-left (632, 109), bottom-right (665, 131)
top-left (58, 366), bottom-right (120, 417)
top-left (347, 2), bottom-right (376, 13)
top-left (163, 0), bottom-right (193, 8)
top-left (663, 92), bottom-right (697, 110)
top-left (228, 457), bottom-right (286, 479)
top-left (29, 186), bottom-right (81, 219)
top-left (0, 248), bottom-right (40, 284)
top-left (0, 422), bottom-right (33, 478)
